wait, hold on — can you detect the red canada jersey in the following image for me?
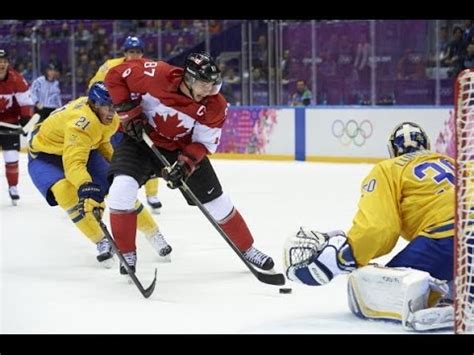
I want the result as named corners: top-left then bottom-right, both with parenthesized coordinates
top-left (0, 68), bottom-right (34, 124)
top-left (105, 58), bottom-right (228, 153)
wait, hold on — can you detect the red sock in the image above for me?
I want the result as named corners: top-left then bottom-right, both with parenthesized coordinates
top-left (220, 209), bottom-right (254, 251)
top-left (110, 211), bottom-right (137, 253)
top-left (5, 162), bottom-right (19, 186)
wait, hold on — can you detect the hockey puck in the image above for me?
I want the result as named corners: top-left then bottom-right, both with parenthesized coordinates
top-left (279, 287), bottom-right (292, 294)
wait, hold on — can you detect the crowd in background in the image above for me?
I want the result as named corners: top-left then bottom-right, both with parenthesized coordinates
top-left (0, 19), bottom-right (472, 106)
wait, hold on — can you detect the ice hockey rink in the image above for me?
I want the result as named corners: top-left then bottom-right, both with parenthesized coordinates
top-left (1, 154), bottom-right (441, 334)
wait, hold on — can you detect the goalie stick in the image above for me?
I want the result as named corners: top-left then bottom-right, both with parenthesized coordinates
top-left (142, 132), bottom-right (286, 286)
top-left (93, 209), bottom-right (157, 298)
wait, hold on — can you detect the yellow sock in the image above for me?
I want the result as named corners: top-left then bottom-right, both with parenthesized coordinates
top-left (144, 178), bottom-right (159, 198)
top-left (135, 199), bottom-right (159, 236)
top-left (51, 179), bottom-right (104, 244)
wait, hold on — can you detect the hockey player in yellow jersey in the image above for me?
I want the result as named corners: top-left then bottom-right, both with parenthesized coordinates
top-left (28, 82), bottom-right (172, 268)
top-left (88, 35), bottom-right (163, 214)
top-left (284, 122), bottom-right (455, 331)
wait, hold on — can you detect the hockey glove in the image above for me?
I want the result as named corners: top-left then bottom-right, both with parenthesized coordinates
top-left (78, 183), bottom-right (105, 219)
top-left (162, 154), bottom-right (197, 189)
top-left (116, 101), bottom-right (148, 142)
top-left (285, 228), bottom-right (356, 286)
top-left (18, 116), bottom-right (30, 136)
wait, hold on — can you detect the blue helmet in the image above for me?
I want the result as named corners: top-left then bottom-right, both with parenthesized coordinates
top-left (123, 36), bottom-right (143, 52)
top-left (88, 82), bottom-right (112, 106)
top-left (388, 122), bottom-right (431, 158)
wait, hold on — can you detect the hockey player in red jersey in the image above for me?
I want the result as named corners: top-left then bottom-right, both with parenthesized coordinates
top-left (105, 52), bottom-right (275, 275)
top-left (0, 49), bottom-right (34, 204)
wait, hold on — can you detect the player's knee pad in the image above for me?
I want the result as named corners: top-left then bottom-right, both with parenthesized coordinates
top-left (203, 193), bottom-right (233, 222)
top-left (3, 149), bottom-right (19, 163)
top-left (284, 227), bottom-right (356, 286)
top-left (136, 199), bottom-right (159, 236)
top-left (347, 265), bottom-right (452, 331)
top-left (108, 174), bottom-right (139, 211)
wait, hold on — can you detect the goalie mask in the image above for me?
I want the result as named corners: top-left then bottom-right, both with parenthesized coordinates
top-left (184, 52), bottom-right (222, 97)
top-left (388, 122), bottom-right (431, 158)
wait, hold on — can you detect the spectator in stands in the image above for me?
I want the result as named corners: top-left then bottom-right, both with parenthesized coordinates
top-left (223, 67), bottom-right (240, 84)
top-left (353, 33), bottom-right (370, 81)
top-left (145, 41), bottom-right (157, 60)
top-left (281, 49), bottom-right (291, 85)
top-left (290, 79), bottom-right (312, 106)
top-left (209, 20), bottom-right (222, 34)
top-left (75, 21), bottom-right (91, 49)
top-left (170, 36), bottom-right (186, 57)
top-left (443, 26), bottom-right (466, 78)
top-left (252, 67), bottom-right (267, 83)
top-left (31, 64), bottom-right (62, 123)
top-left (463, 42), bottom-right (474, 69)
top-left (463, 20), bottom-right (474, 45)
top-left (163, 42), bottom-right (173, 60)
top-left (432, 25), bottom-right (450, 67)
top-left (396, 48), bottom-right (425, 80)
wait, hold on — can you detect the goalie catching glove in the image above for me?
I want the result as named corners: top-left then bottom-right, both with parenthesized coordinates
top-left (78, 182), bottom-right (105, 219)
top-left (284, 227), bottom-right (356, 286)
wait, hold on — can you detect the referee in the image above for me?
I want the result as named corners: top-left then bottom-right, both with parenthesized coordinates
top-left (30, 64), bottom-right (62, 123)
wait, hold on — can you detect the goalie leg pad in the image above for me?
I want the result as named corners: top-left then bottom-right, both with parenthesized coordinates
top-left (347, 265), bottom-right (451, 331)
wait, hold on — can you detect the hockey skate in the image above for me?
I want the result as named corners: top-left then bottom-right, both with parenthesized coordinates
top-left (120, 251), bottom-right (137, 276)
top-left (8, 186), bottom-right (19, 206)
top-left (146, 231), bottom-right (172, 262)
top-left (243, 246), bottom-right (274, 271)
top-left (96, 237), bottom-right (114, 269)
top-left (146, 196), bottom-right (162, 214)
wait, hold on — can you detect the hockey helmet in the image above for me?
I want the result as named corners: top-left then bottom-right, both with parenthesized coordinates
top-left (88, 81), bottom-right (113, 106)
top-left (184, 52), bottom-right (222, 95)
top-left (123, 36), bottom-right (144, 52)
top-left (388, 122), bottom-right (431, 158)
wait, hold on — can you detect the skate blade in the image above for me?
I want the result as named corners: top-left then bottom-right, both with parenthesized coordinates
top-left (11, 199), bottom-right (18, 206)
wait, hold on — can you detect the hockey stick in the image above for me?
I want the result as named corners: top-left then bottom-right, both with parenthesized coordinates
top-left (0, 128), bottom-right (24, 135)
top-left (22, 113), bottom-right (41, 134)
top-left (0, 113), bottom-right (41, 136)
top-left (93, 209), bottom-right (157, 298)
top-left (142, 132), bottom-right (285, 286)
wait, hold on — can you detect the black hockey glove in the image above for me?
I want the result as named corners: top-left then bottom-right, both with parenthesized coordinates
top-left (19, 116), bottom-right (30, 127)
top-left (116, 101), bottom-right (148, 142)
top-left (123, 115), bottom-right (147, 142)
top-left (162, 155), bottom-right (196, 189)
top-left (78, 182), bottom-right (105, 218)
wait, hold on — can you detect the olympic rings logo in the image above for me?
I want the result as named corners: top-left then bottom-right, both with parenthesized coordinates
top-left (331, 119), bottom-right (373, 147)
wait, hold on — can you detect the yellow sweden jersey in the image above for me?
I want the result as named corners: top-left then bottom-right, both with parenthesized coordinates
top-left (29, 97), bottom-right (119, 188)
top-left (88, 57), bottom-right (126, 88)
top-left (347, 150), bottom-right (455, 266)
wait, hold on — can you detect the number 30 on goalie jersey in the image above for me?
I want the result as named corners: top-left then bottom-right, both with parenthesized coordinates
top-left (347, 150), bottom-right (455, 266)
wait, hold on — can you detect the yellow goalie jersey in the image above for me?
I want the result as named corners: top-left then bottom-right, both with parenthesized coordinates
top-left (29, 97), bottom-right (119, 188)
top-left (347, 150), bottom-right (455, 266)
top-left (88, 57), bottom-right (125, 88)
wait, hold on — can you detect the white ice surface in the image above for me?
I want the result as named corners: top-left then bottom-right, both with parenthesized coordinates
top-left (1, 155), bottom-right (421, 334)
